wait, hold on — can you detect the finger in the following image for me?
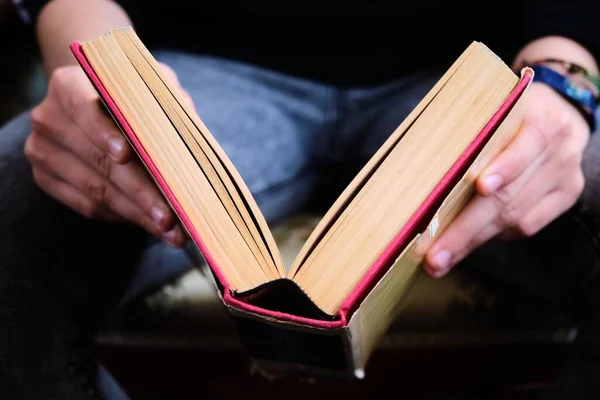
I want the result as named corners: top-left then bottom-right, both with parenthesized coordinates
top-left (476, 121), bottom-right (557, 196)
top-left (33, 107), bottom-right (178, 233)
top-left (110, 161), bottom-right (179, 232)
top-left (516, 192), bottom-right (571, 238)
top-left (161, 224), bottom-right (188, 248)
top-left (32, 167), bottom-right (119, 221)
top-left (518, 175), bottom-right (584, 237)
top-left (427, 218), bottom-right (518, 278)
top-left (423, 221), bottom-right (501, 278)
top-left (32, 100), bottom-right (179, 234)
top-left (32, 101), bottom-right (118, 180)
top-left (498, 161), bottom-right (565, 237)
top-left (36, 161), bottom-right (183, 247)
top-left (27, 133), bottom-right (164, 237)
top-left (423, 195), bottom-right (501, 277)
top-left (425, 153), bottom-right (544, 274)
top-left (50, 67), bottom-right (132, 163)
top-left (113, 194), bottom-right (170, 240)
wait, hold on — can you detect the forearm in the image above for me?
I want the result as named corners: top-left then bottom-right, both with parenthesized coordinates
top-left (36, 0), bottom-right (131, 74)
top-left (512, 35), bottom-right (599, 75)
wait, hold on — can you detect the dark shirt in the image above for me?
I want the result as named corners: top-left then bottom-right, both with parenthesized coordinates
top-left (14, 0), bottom-right (600, 87)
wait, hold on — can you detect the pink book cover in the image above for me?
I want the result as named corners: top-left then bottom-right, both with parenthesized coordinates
top-left (71, 41), bottom-right (533, 331)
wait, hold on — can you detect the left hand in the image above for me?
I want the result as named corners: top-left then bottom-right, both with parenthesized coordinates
top-left (423, 81), bottom-right (591, 278)
top-left (25, 61), bottom-right (193, 248)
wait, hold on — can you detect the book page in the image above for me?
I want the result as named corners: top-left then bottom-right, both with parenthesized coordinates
top-left (113, 28), bottom-right (285, 280)
top-left (81, 31), bottom-right (284, 291)
top-left (288, 42), bottom-right (477, 276)
top-left (291, 44), bottom-right (519, 315)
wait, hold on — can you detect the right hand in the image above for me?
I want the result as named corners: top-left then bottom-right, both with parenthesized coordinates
top-left (25, 64), bottom-right (189, 247)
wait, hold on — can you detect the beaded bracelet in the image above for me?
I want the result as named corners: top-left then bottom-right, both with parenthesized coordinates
top-left (526, 58), bottom-right (600, 96)
top-left (521, 58), bottom-right (599, 132)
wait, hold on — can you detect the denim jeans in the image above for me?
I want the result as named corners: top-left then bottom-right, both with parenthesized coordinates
top-left (1, 51), bottom-right (600, 399)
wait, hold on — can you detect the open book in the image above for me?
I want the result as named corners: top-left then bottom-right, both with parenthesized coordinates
top-left (71, 27), bottom-right (533, 378)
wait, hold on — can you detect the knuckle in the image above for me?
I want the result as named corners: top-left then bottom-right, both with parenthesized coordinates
top-left (50, 66), bottom-right (99, 125)
top-left (91, 106), bottom-right (108, 128)
top-left (569, 170), bottom-right (586, 200)
top-left (133, 184), bottom-right (147, 207)
top-left (557, 138), bottom-right (584, 168)
top-left (24, 133), bottom-right (45, 165)
top-left (517, 220), bottom-right (539, 237)
top-left (24, 134), bottom-right (34, 159)
top-left (90, 147), bottom-right (112, 177)
top-left (529, 123), bottom-right (551, 154)
top-left (84, 180), bottom-right (108, 206)
top-left (86, 102), bottom-right (116, 143)
top-left (492, 186), bottom-right (514, 208)
top-left (49, 67), bottom-right (72, 91)
top-left (556, 122), bottom-right (573, 143)
top-left (556, 112), bottom-right (573, 134)
top-left (30, 106), bottom-right (48, 132)
top-left (497, 202), bottom-right (520, 228)
top-left (66, 93), bottom-right (89, 122)
top-left (31, 106), bottom-right (66, 141)
top-left (31, 167), bottom-right (46, 188)
top-left (465, 238), bottom-right (482, 256)
top-left (133, 185), bottom-right (154, 215)
top-left (79, 201), bottom-right (101, 219)
top-left (569, 146), bottom-right (583, 167)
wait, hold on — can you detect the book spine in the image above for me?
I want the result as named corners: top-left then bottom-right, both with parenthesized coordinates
top-left (227, 307), bottom-right (357, 378)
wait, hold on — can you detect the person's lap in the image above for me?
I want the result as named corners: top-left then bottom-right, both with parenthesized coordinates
top-left (1, 48), bottom-right (600, 399)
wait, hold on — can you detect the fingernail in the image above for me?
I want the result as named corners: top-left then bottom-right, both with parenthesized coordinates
top-left (483, 174), bottom-right (502, 194)
top-left (107, 137), bottom-right (124, 159)
top-left (431, 249), bottom-right (452, 270)
top-left (163, 228), bottom-right (180, 247)
top-left (151, 206), bottom-right (166, 228)
top-left (432, 268), bottom-right (450, 279)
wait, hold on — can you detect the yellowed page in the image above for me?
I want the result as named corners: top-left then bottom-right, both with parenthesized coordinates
top-left (288, 42), bottom-right (478, 275)
top-left (82, 33), bottom-right (270, 290)
top-left (293, 45), bottom-right (520, 315)
top-left (112, 28), bottom-right (282, 280)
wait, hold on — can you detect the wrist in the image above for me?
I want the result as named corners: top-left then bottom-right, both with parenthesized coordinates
top-left (36, 0), bottom-right (131, 74)
top-left (513, 36), bottom-right (598, 74)
top-left (514, 37), bottom-right (599, 133)
top-left (529, 65), bottom-right (597, 132)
